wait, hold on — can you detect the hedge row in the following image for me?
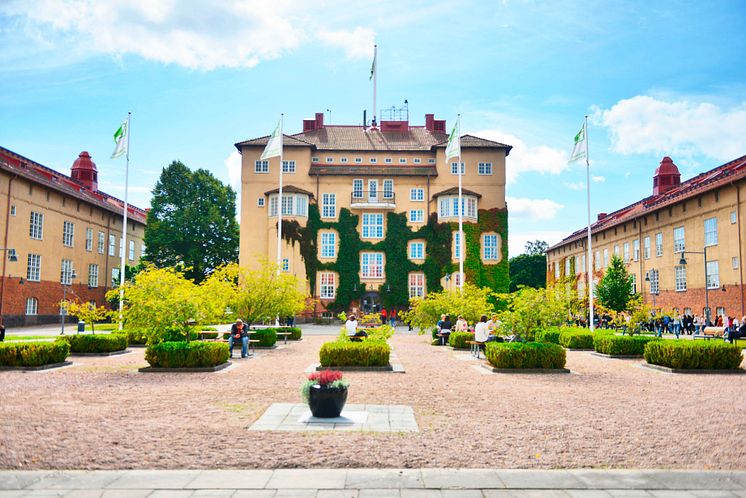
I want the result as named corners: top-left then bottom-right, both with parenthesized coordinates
top-left (117, 329), bottom-right (148, 345)
top-left (319, 341), bottom-right (391, 367)
top-left (449, 332), bottom-right (474, 349)
top-left (559, 330), bottom-right (594, 349)
top-left (594, 335), bottom-right (659, 356)
top-left (0, 340), bottom-right (70, 367)
top-left (60, 334), bottom-right (128, 353)
top-left (535, 328), bottom-right (561, 344)
top-left (644, 341), bottom-right (743, 370)
top-left (145, 342), bottom-right (229, 368)
top-left (485, 342), bottom-right (566, 369)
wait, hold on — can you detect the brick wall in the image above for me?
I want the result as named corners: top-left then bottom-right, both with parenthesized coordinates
top-left (642, 285), bottom-right (746, 319)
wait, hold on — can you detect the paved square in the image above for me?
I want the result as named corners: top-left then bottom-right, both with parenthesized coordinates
top-left (249, 403), bottom-right (418, 432)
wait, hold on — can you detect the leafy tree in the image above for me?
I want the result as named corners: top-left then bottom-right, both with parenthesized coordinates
top-left (401, 282), bottom-right (494, 333)
top-left (596, 255), bottom-right (634, 313)
top-left (497, 280), bottom-right (577, 340)
top-left (509, 241), bottom-right (547, 291)
top-left (144, 161), bottom-right (239, 283)
top-left (525, 240), bottom-right (548, 256)
top-left (59, 300), bottom-right (113, 334)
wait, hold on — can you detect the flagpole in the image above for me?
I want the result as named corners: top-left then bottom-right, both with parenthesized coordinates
top-left (118, 111), bottom-right (131, 331)
top-left (372, 44), bottom-right (377, 126)
top-left (276, 114), bottom-right (284, 275)
top-left (457, 115), bottom-right (464, 294)
top-left (584, 115), bottom-right (594, 333)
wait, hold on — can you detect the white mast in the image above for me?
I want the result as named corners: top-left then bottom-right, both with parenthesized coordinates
top-left (118, 111), bottom-right (131, 331)
top-left (457, 115), bottom-right (464, 294)
top-left (584, 115), bottom-right (594, 332)
top-left (276, 114), bottom-right (284, 275)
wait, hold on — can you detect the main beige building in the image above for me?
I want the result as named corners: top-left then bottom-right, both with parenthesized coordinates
top-left (236, 113), bottom-right (511, 315)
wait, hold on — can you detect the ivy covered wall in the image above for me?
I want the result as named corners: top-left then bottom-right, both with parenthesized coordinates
top-left (282, 206), bottom-right (509, 312)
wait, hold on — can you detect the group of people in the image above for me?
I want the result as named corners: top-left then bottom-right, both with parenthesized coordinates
top-left (435, 313), bottom-right (502, 345)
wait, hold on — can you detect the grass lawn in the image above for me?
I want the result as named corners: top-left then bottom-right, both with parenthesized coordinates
top-left (4, 335), bottom-right (53, 341)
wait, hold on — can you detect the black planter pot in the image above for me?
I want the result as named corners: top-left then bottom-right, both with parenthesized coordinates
top-left (308, 385), bottom-right (348, 418)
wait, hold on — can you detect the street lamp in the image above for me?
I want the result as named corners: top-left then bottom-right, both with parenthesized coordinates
top-left (679, 248), bottom-right (710, 325)
top-left (60, 268), bottom-right (77, 335)
top-left (645, 269), bottom-right (658, 309)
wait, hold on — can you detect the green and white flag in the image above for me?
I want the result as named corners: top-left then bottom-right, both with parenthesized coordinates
top-left (110, 119), bottom-right (128, 159)
top-left (444, 120), bottom-right (460, 162)
top-left (369, 50), bottom-right (376, 80)
top-left (570, 122), bottom-right (587, 163)
top-left (261, 119), bottom-right (282, 160)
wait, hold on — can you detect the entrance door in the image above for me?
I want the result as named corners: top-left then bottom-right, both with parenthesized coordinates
top-left (368, 180), bottom-right (378, 202)
top-left (362, 291), bottom-right (380, 314)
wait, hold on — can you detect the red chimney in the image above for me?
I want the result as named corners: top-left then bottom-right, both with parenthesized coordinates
top-left (315, 112), bottom-right (324, 129)
top-left (653, 156), bottom-right (681, 195)
top-left (597, 213), bottom-right (607, 221)
top-left (425, 114), bottom-right (434, 131)
top-left (71, 151), bottom-right (98, 191)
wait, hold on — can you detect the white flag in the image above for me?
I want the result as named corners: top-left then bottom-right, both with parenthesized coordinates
top-left (570, 122), bottom-right (586, 163)
top-left (444, 121), bottom-right (460, 162)
top-left (111, 119), bottom-right (128, 159)
top-left (261, 119), bottom-right (282, 160)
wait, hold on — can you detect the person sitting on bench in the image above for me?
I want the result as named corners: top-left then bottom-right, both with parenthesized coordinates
top-left (474, 314), bottom-right (489, 350)
top-left (346, 315), bottom-right (367, 341)
top-left (229, 319), bottom-right (249, 358)
top-left (438, 315), bottom-right (452, 345)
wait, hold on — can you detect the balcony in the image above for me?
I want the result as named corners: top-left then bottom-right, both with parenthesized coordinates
top-left (350, 191), bottom-right (396, 209)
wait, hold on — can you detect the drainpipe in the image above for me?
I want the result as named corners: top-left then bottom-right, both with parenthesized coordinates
top-left (426, 173), bottom-right (431, 219)
top-left (732, 180), bottom-right (744, 317)
top-left (638, 219), bottom-right (644, 299)
top-left (104, 214), bottom-right (111, 297)
top-left (0, 174), bottom-right (17, 324)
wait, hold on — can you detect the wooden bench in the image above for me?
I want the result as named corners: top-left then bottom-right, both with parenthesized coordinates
top-left (436, 331), bottom-right (451, 346)
top-left (220, 337), bottom-right (260, 356)
top-left (694, 326), bottom-right (726, 341)
top-left (466, 340), bottom-right (486, 359)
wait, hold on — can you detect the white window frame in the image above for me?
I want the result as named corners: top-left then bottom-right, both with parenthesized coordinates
top-left (408, 272), bottom-right (425, 298)
top-left (321, 193), bottom-right (336, 219)
top-left (450, 162), bottom-right (465, 175)
top-left (281, 160), bottom-right (296, 173)
top-left (408, 209), bottom-right (424, 223)
top-left (477, 162), bottom-right (493, 175)
top-left (413, 158), bottom-right (421, 164)
top-left (320, 231), bottom-right (336, 258)
top-left (581, 254), bottom-right (586, 272)
top-left (603, 248), bottom-right (609, 267)
top-left (383, 179), bottom-right (394, 199)
top-left (325, 157), bottom-right (333, 163)
top-left (257, 197), bottom-right (265, 207)
top-left (454, 231), bottom-right (463, 260)
top-left (254, 160), bottom-right (269, 173)
top-left (409, 241), bottom-right (424, 260)
top-left (370, 157), bottom-right (377, 164)
top-left (361, 252), bottom-right (384, 279)
top-left (319, 272), bottom-right (336, 299)
top-left (399, 158), bottom-right (406, 164)
top-left (98, 232), bottom-right (105, 254)
top-left (60, 259), bottom-right (74, 285)
top-left (340, 157), bottom-right (348, 164)
top-left (368, 179), bottom-right (378, 200)
top-left (704, 217), bottom-right (718, 246)
top-left (27, 254), bottom-right (41, 282)
top-left (85, 228), bottom-right (93, 252)
top-left (594, 251), bottom-right (600, 270)
top-left (109, 234), bottom-right (116, 256)
top-left (643, 236), bottom-right (650, 259)
top-left (649, 269), bottom-right (660, 294)
top-left (352, 179), bottom-right (364, 199)
top-left (129, 240), bottom-right (135, 261)
top-left (673, 226), bottom-right (685, 253)
top-left (282, 258), bottom-right (289, 272)
top-left (630, 273), bottom-right (637, 293)
top-left (354, 157), bottom-right (362, 164)
top-left (362, 213), bottom-right (384, 239)
top-left (25, 297), bottom-right (38, 316)
top-left (675, 265), bottom-right (687, 292)
top-left (428, 158), bottom-right (436, 164)
top-left (410, 188), bottom-right (424, 201)
top-left (384, 158), bottom-right (393, 164)
top-left (437, 195), bottom-right (478, 220)
top-left (633, 239), bottom-right (640, 261)
top-left (29, 211), bottom-right (44, 240)
top-left (88, 264), bottom-right (99, 288)
top-left (733, 256), bottom-right (739, 269)
top-left (731, 211), bottom-right (737, 224)
top-left (706, 260), bottom-right (719, 289)
top-left (63, 221), bottom-right (74, 247)
top-left (312, 156), bottom-right (320, 163)
top-left (655, 232), bottom-right (663, 257)
top-left (483, 234), bottom-right (498, 261)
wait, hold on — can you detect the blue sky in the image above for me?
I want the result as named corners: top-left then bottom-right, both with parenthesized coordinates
top-left (1, 0), bottom-right (745, 257)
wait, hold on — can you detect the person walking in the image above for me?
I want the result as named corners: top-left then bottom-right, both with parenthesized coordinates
top-left (389, 309), bottom-right (397, 328)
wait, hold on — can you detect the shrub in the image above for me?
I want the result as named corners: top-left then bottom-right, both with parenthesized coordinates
top-left (144, 341), bottom-right (229, 368)
top-left (644, 341), bottom-right (743, 370)
top-left (594, 334), bottom-right (659, 356)
top-left (160, 326), bottom-right (199, 343)
top-left (535, 328), bottom-right (561, 344)
top-left (200, 326), bottom-right (218, 331)
top-left (559, 330), bottom-right (595, 349)
top-left (199, 332), bottom-right (219, 340)
top-left (61, 334), bottom-right (128, 353)
top-left (0, 340), bottom-right (70, 367)
top-left (122, 329), bottom-right (148, 345)
top-left (287, 327), bottom-right (302, 340)
top-left (319, 341), bottom-right (391, 367)
top-left (448, 332), bottom-right (474, 349)
top-left (486, 342), bottom-right (566, 369)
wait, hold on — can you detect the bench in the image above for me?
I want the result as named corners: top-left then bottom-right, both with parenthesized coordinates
top-left (436, 331), bottom-right (451, 346)
top-left (220, 337), bottom-right (260, 356)
top-left (693, 326), bottom-right (726, 341)
top-left (466, 340), bottom-right (486, 359)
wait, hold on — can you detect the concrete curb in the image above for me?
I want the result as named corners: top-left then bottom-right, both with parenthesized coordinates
top-left (0, 360), bottom-right (73, 371)
top-left (138, 361), bottom-right (233, 373)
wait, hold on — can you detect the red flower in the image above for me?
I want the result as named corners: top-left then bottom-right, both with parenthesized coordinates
top-left (307, 370), bottom-right (344, 386)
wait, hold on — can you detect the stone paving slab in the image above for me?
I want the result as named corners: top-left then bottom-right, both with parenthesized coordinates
top-left (249, 404), bottom-right (418, 432)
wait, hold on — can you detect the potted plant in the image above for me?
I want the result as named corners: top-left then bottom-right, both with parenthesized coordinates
top-left (301, 370), bottom-right (349, 418)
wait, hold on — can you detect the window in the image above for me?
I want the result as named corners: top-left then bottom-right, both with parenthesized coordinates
top-left (62, 221), bottom-right (74, 247)
top-left (565, 258), bottom-right (571, 276)
top-left (633, 239), bottom-right (640, 261)
top-left (29, 211), bottom-right (44, 240)
top-left (630, 273), bottom-right (636, 293)
top-left (733, 257), bottom-right (739, 269)
top-left (409, 242), bottom-right (424, 260)
top-left (483, 234), bottom-right (498, 261)
top-left (716, 306), bottom-right (726, 318)
top-left (321, 194), bottom-right (336, 219)
top-left (27, 254), bottom-right (41, 282)
top-left (112, 267), bottom-right (120, 287)
top-left (60, 259), bottom-right (74, 285)
top-left (141, 244), bottom-right (146, 258)
top-left (706, 261), bottom-right (719, 289)
top-left (399, 158), bottom-right (406, 164)
top-left (731, 211), bottom-right (737, 224)
top-left (368, 180), bottom-right (378, 199)
top-left (370, 158), bottom-right (377, 164)
top-left (643, 236), bottom-right (650, 259)
top-left (340, 157), bottom-right (348, 164)
top-left (362, 213), bottom-right (384, 238)
top-left (603, 249), bottom-right (609, 267)
top-left (594, 251), bottom-right (600, 270)
top-left (319, 272), bottom-right (335, 299)
top-left (129, 240), bottom-right (135, 261)
top-left (88, 264), bottom-right (99, 288)
top-left (454, 231), bottom-right (463, 260)
top-left (295, 196), bottom-right (307, 217)
top-left (320, 232), bottom-right (336, 258)
top-left (649, 269), bottom-right (659, 294)
top-left (254, 160), bottom-right (268, 173)
top-left (450, 162), bottom-right (465, 175)
top-left (282, 160), bottom-right (296, 173)
top-left (355, 157), bottom-right (362, 164)
top-left (361, 252), bottom-right (384, 278)
top-left (655, 232), bottom-right (663, 257)
top-left (581, 254), bottom-right (586, 272)
top-left (428, 158), bottom-right (436, 164)
top-left (257, 197), bottom-right (265, 207)
top-left (410, 188), bottom-right (424, 201)
top-left (554, 262), bottom-right (560, 279)
top-left (675, 265), bottom-right (687, 291)
top-left (673, 226), bottom-right (685, 253)
top-left (85, 228), bottom-right (93, 252)
top-left (25, 297), bottom-right (38, 316)
top-left (352, 179), bottom-right (364, 199)
top-left (98, 232), bottom-right (105, 254)
top-left (614, 244), bottom-right (619, 256)
top-left (408, 210), bottom-right (424, 223)
top-left (408, 273), bottom-right (425, 298)
top-left (326, 157), bottom-right (333, 163)
top-left (438, 196), bottom-right (478, 220)
top-left (269, 194), bottom-right (308, 217)
top-left (282, 258), bottom-right (289, 272)
top-left (312, 156), bottom-right (320, 163)
top-left (413, 158), bottom-right (421, 164)
top-left (109, 234), bottom-right (116, 256)
top-left (10, 205), bottom-right (15, 216)
top-left (119, 237), bottom-right (123, 257)
top-left (704, 217), bottom-right (718, 246)
top-left (383, 179), bottom-right (394, 199)
top-left (478, 162), bottom-right (493, 175)
top-left (384, 158), bottom-right (393, 164)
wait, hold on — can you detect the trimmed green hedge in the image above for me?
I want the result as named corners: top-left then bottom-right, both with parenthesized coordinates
top-left (61, 334), bottom-right (128, 353)
top-left (644, 340), bottom-right (743, 370)
top-left (448, 332), bottom-right (474, 349)
top-left (535, 328), bottom-right (561, 344)
top-left (319, 341), bottom-right (391, 367)
top-left (594, 334), bottom-right (659, 356)
top-left (286, 327), bottom-right (302, 340)
top-left (199, 332), bottom-right (219, 340)
top-left (559, 330), bottom-right (595, 349)
top-left (145, 342), bottom-right (229, 368)
top-left (485, 342), bottom-right (566, 369)
top-left (117, 329), bottom-right (147, 345)
top-left (0, 340), bottom-right (70, 367)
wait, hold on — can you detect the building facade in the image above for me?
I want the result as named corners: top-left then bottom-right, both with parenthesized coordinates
top-left (0, 146), bottom-right (147, 327)
top-left (236, 112), bottom-right (511, 315)
top-left (547, 155), bottom-right (746, 321)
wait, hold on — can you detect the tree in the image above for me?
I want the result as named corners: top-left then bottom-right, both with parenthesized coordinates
top-left (401, 282), bottom-right (494, 333)
top-left (497, 280), bottom-right (576, 340)
top-left (144, 161), bottom-right (239, 283)
top-left (525, 240), bottom-right (548, 256)
top-left (595, 255), bottom-right (634, 313)
top-left (59, 300), bottom-right (112, 334)
top-left (509, 240), bottom-right (547, 291)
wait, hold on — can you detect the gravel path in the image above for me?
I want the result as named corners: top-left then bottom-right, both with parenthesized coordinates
top-left (1, 334), bottom-right (744, 470)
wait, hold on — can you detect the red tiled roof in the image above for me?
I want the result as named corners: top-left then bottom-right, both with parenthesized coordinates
top-left (431, 187), bottom-right (482, 199)
top-left (549, 154), bottom-right (746, 251)
top-left (0, 146), bottom-right (148, 224)
top-left (263, 185), bottom-right (314, 198)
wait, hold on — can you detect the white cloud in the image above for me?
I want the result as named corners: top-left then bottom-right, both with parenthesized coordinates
top-left (225, 151), bottom-right (242, 189)
top-left (317, 27), bottom-right (375, 59)
top-left (472, 129), bottom-right (568, 183)
top-left (507, 196), bottom-right (563, 221)
top-left (597, 95), bottom-right (746, 161)
top-left (592, 175), bottom-right (605, 183)
top-left (563, 181), bottom-right (584, 191)
top-left (508, 230), bottom-right (568, 258)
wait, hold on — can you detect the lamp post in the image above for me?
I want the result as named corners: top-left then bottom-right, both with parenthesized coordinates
top-left (60, 268), bottom-right (77, 335)
top-left (679, 248), bottom-right (710, 325)
top-left (645, 269), bottom-right (658, 309)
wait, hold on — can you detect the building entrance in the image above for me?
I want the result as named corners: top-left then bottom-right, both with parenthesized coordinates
top-left (361, 292), bottom-right (381, 314)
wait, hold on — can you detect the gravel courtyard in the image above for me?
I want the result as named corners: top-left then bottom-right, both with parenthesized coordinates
top-left (1, 332), bottom-right (744, 470)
